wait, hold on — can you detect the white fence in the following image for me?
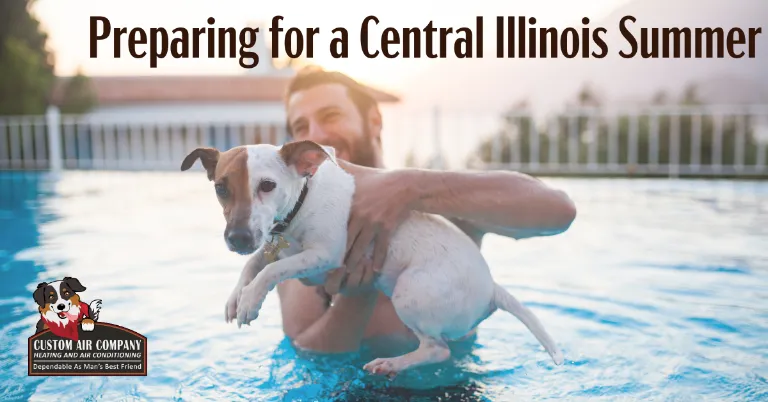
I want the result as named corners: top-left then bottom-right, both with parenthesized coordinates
top-left (0, 107), bottom-right (287, 173)
top-left (2, 105), bottom-right (768, 178)
top-left (464, 104), bottom-right (768, 178)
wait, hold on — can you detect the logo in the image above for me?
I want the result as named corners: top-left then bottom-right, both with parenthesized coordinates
top-left (27, 277), bottom-right (147, 376)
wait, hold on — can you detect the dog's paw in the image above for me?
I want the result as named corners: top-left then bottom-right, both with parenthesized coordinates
top-left (236, 308), bottom-right (258, 328)
top-left (225, 286), bottom-right (243, 323)
top-left (81, 319), bottom-right (95, 332)
top-left (363, 358), bottom-right (400, 378)
top-left (236, 301), bottom-right (260, 328)
top-left (235, 283), bottom-right (267, 328)
top-left (89, 300), bottom-right (102, 322)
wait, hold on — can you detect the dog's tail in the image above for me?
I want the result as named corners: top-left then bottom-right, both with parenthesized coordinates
top-left (492, 283), bottom-right (564, 365)
top-left (88, 299), bottom-right (102, 322)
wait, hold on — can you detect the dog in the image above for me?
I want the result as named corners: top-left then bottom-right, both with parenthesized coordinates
top-left (33, 277), bottom-right (102, 341)
top-left (181, 140), bottom-right (564, 376)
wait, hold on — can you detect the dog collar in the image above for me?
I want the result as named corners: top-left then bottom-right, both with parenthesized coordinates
top-left (264, 180), bottom-right (309, 263)
top-left (270, 179), bottom-right (309, 235)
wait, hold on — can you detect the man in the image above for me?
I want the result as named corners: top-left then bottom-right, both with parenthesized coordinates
top-left (243, 66), bottom-right (576, 354)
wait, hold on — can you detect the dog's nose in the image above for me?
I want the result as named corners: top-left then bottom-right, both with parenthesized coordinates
top-left (228, 229), bottom-right (253, 250)
top-left (57, 304), bottom-right (65, 310)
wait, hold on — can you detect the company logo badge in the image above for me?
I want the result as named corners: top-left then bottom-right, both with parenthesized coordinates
top-left (27, 277), bottom-right (147, 376)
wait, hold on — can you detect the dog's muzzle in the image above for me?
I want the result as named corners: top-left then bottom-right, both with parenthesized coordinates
top-left (56, 303), bottom-right (68, 319)
top-left (227, 228), bottom-right (256, 254)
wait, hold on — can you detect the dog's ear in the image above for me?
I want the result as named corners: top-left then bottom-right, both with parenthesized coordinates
top-left (62, 277), bottom-right (86, 292)
top-left (181, 147), bottom-right (220, 181)
top-left (320, 145), bottom-right (337, 164)
top-left (279, 140), bottom-right (334, 177)
top-left (33, 282), bottom-right (48, 307)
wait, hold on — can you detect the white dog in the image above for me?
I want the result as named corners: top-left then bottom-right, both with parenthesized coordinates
top-left (181, 140), bottom-right (564, 376)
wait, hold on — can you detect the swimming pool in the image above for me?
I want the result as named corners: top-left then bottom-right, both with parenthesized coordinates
top-left (1, 171), bottom-right (766, 401)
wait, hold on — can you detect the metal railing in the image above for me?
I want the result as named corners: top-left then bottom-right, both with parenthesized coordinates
top-left (464, 104), bottom-right (768, 178)
top-left (2, 105), bottom-right (768, 178)
top-left (0, 107), bottom-right (287, 174)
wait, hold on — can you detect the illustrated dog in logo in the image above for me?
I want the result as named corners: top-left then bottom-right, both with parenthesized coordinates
top-left (33, 277), bottom-right (102, 341)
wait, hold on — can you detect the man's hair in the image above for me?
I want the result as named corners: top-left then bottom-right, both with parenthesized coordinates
top-left (284, 66), bottom-right (378, 137)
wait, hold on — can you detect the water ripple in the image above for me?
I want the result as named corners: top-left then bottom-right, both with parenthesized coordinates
top-left (527, 302), bottom-right (651, 329)
top-left (686, 317), bottom-right (741, 334)
top-left (640, 262), bottom-right (752, 275)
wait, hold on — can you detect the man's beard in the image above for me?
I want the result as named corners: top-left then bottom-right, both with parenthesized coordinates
top-left (347, 125), bottom-right (378, 168)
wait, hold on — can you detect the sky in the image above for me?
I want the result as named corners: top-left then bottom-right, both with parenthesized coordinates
top-left (32, 0), bottom-right (630, 94)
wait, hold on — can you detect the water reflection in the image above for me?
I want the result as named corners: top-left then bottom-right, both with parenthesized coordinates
top-left (0, 172), bottom-right (63, 401)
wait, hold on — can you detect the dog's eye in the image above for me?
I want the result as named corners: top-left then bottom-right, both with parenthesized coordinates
top-left (214, 184), bottom-right (229, 198)
top-left (259, 180), bottom-right (276, 193)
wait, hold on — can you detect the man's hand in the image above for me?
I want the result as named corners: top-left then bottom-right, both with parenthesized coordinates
top-left (326, 169), bottom-right (411, 296)
top-left (322, 257), bottom-right (378, 296)
top-left (344, 169), bottom-right (414, 274)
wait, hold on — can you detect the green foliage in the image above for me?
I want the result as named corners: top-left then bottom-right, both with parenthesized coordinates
top-left (0, 0), bottom-right (56, 116)
top-left (59, 68), bottom-right (97, 114)
top-left (0, 37), bottom-right (54, 115)
top-left (404, 151), bottom-right (419, 168)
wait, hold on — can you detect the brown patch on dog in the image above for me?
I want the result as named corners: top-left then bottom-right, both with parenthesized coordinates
top-left (181, 146), bottom-right (253, 230)
top-left (180, 147), bottom-right (220, 181)
top-left (213, 147), bottom-right (252, 231)
top-left (70, 294), bottom-right (80, 305)
top-left (81, 318), bottom-right (94, 325)
top-left (39, 303), bottom-right (50, 315)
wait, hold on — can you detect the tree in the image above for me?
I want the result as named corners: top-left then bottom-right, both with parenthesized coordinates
top-left (404, 151), bottom-right (419, 168)
top-left (0, 0), bottom-right (55, 115)
top-left (58, 67), bottom-right (97, 114)
top-left (0, 37), bottom-right (53, 115)
top-left (680, 83), bottom-right (702, 106)
top-left (575, 82), bottom-right (601, 108)
top-left (651, 90), bottom-right (669, 105)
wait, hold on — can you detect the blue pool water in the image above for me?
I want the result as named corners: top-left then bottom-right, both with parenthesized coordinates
top-left (1, 171), bottom-right (767, 401)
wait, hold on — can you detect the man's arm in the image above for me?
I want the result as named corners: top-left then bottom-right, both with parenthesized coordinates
top-left (339, 161), bottom-right (577, 270)
top-left (405, 168), bottom-right (577, 239)
top-left (278, 253), bottom-right (380, 353)
top-left (277, 279), bottom-right (378, 353)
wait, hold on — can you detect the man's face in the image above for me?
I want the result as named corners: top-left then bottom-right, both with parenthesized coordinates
top-left (286, 83), bottom-right (380, 167)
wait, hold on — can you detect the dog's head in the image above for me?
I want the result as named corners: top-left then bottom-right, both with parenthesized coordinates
top-left (181, 140), bottom-right (335, 255)
top-left (33, 277), bottom-right (86, 323)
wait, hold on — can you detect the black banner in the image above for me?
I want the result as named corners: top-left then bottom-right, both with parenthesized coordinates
top-left (28, 322), bottom-right (147, 376)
